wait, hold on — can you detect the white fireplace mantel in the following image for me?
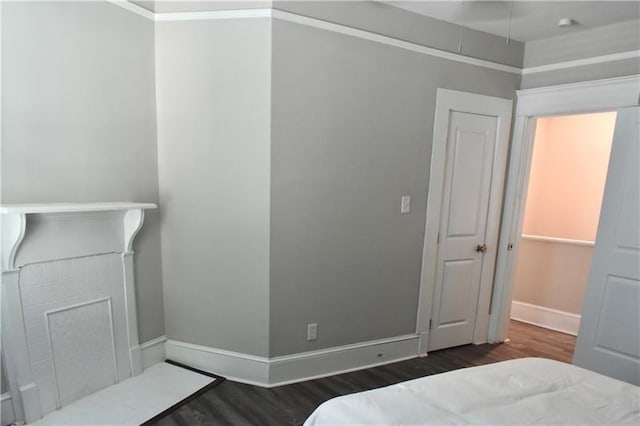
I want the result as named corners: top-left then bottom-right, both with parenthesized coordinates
top-left (1, 202), bottom-right (156, 271)
top-left (0, 202), bottom-right (156, 423)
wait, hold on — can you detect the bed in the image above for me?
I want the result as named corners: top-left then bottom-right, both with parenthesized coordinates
top-left (304, 357), bottom-right (640, 425)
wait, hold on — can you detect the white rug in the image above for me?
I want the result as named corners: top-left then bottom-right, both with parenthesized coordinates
top-left (33, 362), bottom-right (217, 425)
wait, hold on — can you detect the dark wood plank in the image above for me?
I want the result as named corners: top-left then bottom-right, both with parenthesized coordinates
top-left (153, 320), bottom-right (575, 426)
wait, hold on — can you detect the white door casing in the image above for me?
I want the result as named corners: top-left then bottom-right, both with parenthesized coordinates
top-left (417, 89), bottom-right (513, 354)
top-left (573, 107), bottom-right (640, 385)
top-left (489, 75), bottom-right (640, 344)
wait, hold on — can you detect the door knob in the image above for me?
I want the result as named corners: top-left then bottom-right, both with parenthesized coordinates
top-left (476, 244), bottom-right (487, 253)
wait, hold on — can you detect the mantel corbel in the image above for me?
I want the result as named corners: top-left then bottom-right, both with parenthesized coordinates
top-left (123, 208), bottom-right (145, 254)
top-left (1, 213), bottom-right (26, 272)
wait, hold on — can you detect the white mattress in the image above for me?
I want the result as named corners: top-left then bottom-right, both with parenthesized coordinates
top-left (305, 357), bottom-right (640, 425)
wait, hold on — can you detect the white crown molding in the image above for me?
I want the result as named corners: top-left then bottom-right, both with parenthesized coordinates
top-left (106, 0), bottom-right (154, 20)
top-left (511, 301), bottom-right (581, 336)
top-left (521, 50), bottom-right (640, 75)
top-left (108, 1), bottom-right (520, 74)
top-left (166, 334), bottom-right (419, 387)
top-left (107, 1), bottom-right (638, 78)
top-left (154, 8), bottom-right (271, 22)
top-left (269, 9), bottom-right (521, 75)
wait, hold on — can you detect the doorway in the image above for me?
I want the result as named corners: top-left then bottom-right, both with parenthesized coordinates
top-left (508, 112), bottom-right (617, 354)
top-left (416, 89), bottom-right (513, 354)
top-left (487, 76), bottom-right (639, 346)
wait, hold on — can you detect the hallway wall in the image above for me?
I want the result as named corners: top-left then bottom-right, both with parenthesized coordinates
top-left (512, 112), bottom-right (616, 321)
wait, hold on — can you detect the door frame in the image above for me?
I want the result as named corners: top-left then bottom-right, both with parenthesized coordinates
top-left (416, 89), bottom-right (513, 355)
top-left (487, 75), bottom-right (640, 344)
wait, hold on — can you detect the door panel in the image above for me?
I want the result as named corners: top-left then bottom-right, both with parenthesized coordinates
top-left (573, 107), bottom-right (640, 385)
top-left (439, 259), bottom-right (475, 326)
top-left (429, 111), bottom-right (498, 351)
top-left (447, 130), bottom-right (487, 236)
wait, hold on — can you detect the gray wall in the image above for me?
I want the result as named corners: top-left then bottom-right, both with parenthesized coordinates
top-left (521, 20), bottom-right (640, 89)
top-left (155, 19), bottom-right (272, 357)
top-left (269, 19), bottom-right (520, 356)
top-left (1, 1), bottom-right (164, 342)
top-left (1, 353), bottom-right (6, 393)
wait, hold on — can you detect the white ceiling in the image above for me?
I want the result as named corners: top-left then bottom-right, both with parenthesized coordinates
top-left (385, 1), bottom-right (640, 42)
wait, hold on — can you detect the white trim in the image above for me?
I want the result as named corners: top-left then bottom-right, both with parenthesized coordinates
top-left (165, 340), bottom-right (270, 386)
top-left (150, 7), bottom-right (520, 74)
top-left (0, 202), bottom-right (156, 214)
top-left (1, 392), bottom-right (16, 426)
top-left (515, 75), bottom-right (640, 117)
top-left (521, 234), bottom-right (595, 247)
top-left (510, 301), bottom-right (581, 336)
top-left (108, 3), bottom-right (639, 78)
top-left (269, 10), bottom-right (520, 75)
top-left (522, 50), bottom-right (640, 75)
top-left (268, 334), bottom-right (419, 387)
top-left (140, 335), bottom-right (167, 370)
top-left (105, 0), bottom-right (155, 20)
top-left (19, 382), bottom-right (40, 423)
top-left (121, 253), bottom-right (143, 377)
top-left (416, 89), bottom-right (513, 355)
top-left (155, 8), bottom-right (271, 22)
top-left (489, 75), bottom-right (640, 344)
top-left (166, 334), bottom-right (419, 387)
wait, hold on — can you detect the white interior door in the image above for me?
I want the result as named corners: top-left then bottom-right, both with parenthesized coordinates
top-left (573, 106), bottom-right (640, 385)
top-left (428, 111), bottom-right (500, 351)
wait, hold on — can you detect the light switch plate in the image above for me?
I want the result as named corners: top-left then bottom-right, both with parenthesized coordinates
top-left (307, 323), bottom-right (318, 341)
top-left (401, 196), bottom-right (411, 214)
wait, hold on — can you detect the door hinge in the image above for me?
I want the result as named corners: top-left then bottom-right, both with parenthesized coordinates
top-left (437, 232), bottom-right (440, 244)
top-left (429, 319), bottom-right (432, 330)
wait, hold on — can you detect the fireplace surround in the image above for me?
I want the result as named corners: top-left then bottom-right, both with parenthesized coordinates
top-left (1, 202), bottom-right (156, 423)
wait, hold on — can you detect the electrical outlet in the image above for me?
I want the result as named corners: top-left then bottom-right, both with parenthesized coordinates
top-left (307, 323), bottom-right (318, 341)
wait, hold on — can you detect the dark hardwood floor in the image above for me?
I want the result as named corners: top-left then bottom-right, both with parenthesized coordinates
top-left (154, 320), bottom-right (576, 426)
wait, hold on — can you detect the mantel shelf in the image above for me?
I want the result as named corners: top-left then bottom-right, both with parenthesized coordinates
top-left (1, 202), bottom-right (156, 271)
top-left (0, 202), bottom-right (157, 215)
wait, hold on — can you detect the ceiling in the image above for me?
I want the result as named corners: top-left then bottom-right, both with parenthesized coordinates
top-left (385, 1), bottom-right (640, 42)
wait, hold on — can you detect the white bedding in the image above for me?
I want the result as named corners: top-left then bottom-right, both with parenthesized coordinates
top-left (304, 358), bottom-right (640, 425)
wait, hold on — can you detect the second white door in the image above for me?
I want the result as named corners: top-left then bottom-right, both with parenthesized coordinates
top-left (429, 110), bottom-right (502, 351)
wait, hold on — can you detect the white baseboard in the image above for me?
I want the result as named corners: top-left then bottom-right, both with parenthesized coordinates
top-left (20, 382), bottom-right (41, 423)
top-left (166, 334), bottom-right (420, 387)
top-left (268, 334), bottom-right (419, 386)
top-left (165, 340), bottom-right (270, 386)
top-left (510, 301), bottom-right (581, 336)
top-left (140, 335), bottom-right (167, 370)
top-left (1, 392), bottom-right (15, 426)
